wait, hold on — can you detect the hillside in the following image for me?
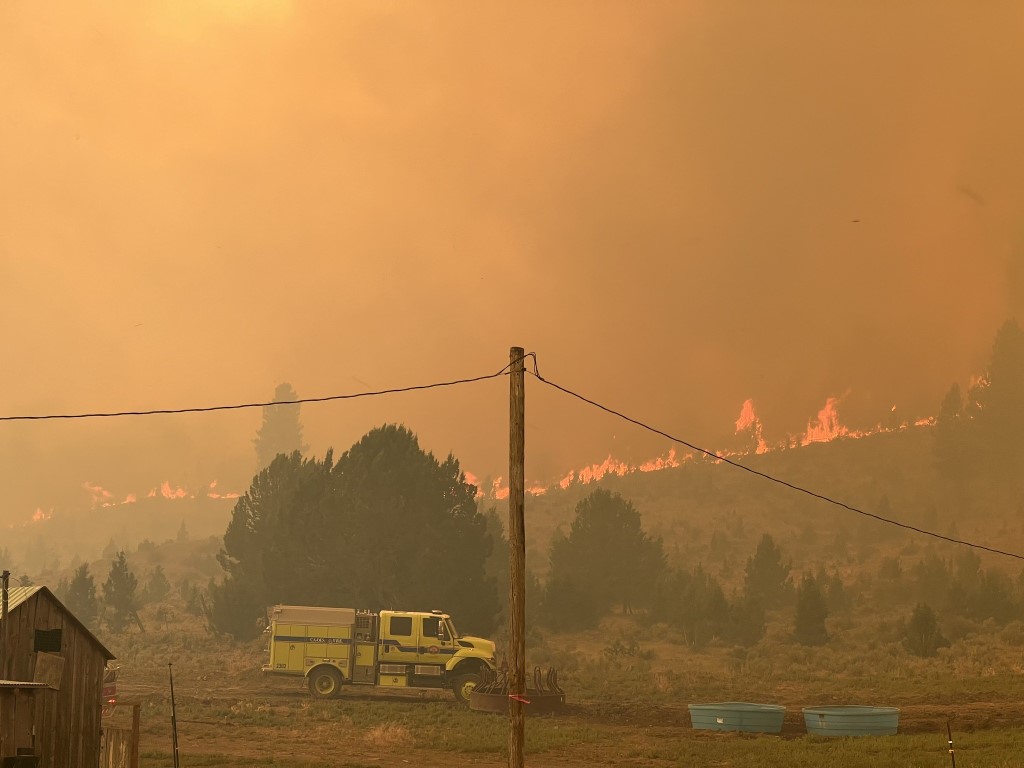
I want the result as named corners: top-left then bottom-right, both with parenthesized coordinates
top-left (14, 420), bottom-right (1024, 601)
top-left (3, 493), bottom-right (236, 580)
top-left (518, 424), bottom-right (1024, 584)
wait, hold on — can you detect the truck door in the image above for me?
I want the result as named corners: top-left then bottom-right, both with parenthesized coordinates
top-left (380, 613), bottom-right (419, 664)
top-left (418, 615), bottom-right (450, 667)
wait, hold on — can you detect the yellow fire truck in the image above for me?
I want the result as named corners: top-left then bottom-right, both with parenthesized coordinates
top-left (261, 605), bottom-right (497, 704)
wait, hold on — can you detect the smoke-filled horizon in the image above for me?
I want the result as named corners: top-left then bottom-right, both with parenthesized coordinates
top-left (3, 1), bottom-right (1023, 525)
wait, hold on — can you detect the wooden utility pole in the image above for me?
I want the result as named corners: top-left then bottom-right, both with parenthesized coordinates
top-left (508, 347), bottom-right (526, 768)
top-left (1, 570), bottom-right (9, 681)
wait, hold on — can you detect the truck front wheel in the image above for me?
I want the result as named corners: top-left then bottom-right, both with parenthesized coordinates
top-left (308, 667), bottom-right (343, 700)
top-left (452, 672), bottom-right (482, 705)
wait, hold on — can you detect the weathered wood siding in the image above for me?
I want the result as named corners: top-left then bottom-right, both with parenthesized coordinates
top-left (100, 725), bottom-right (131, 768)
top-left (0, 687), bottom-right (41, 758)
top-left (3, 590), bottom-right (109, 768)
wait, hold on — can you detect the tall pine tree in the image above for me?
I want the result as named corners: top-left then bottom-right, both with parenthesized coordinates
top-left (64, 564), bottom-right (99, 629)
top-left (103, 552), bottom-right (141, 634)
top-left (254, 382), bottom-right (309, 471)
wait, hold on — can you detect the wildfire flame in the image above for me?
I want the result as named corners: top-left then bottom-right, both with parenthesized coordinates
top-left (31, 507), bottom-right (52, 523)
top-left (801, 396), bottom-right (849, 446)
top-left (25, 478), bottom-right (242, 523)
top-left (206, 480), bottom-right (240, 500)
top-left (554, 449), bottom-right (682, 490)
top-left (160, 481), bottom-right (188, 500)
top-left (734, 399), bottom-right (769, 454)
top-left (481, 392), bottom-right (946, 499)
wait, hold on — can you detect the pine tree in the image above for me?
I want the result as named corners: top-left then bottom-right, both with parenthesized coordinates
top-left (216, 425), bottom-right (497, 639)
top-left (253, 382), bottom-right (309, 470)
top-left (545, 488), bottom-right (665, 624)
top-left (743, 534), bottom-right (792, 608)
top-left (64, 564), bottom-right (99, 628)
top-left (103, 552), bottom-right (141, 634)
top-left (902, 603), bottom-right (948, 657)
top-left (142, 565), bottom-right (171, 605)
top-left (794, 573), bottom-right (829, 645)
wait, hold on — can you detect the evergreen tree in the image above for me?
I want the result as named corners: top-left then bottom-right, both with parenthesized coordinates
top-left (545, 488), bottom-right (665, 627)
top-left (653, 564), bottom-right (729, 648)
top-left (743, 534), bottom-right (792, 608)
top-left (933, 383), bottom-right (974, 484)
top-left (103, 552), bottom-right (141, 634)
top-left (902, 603), bottom-right (948, 657)
top-left (539, 572), bottom-right (603, 632)
top-left (216, 424), bottom-right (497, 638)
top-left (254, 382), bottom-right (309, 470)
top-left (726, 592), bottom-right (766, 646)
top-left (481, 507), bottom-right (510, 626)
top-left (206, 577), bottom-right (264, 639)
top-left (64, 564), bottom-right (99, 628)
top-left (142, 565), bottom-right (171, 605)
top-left (911, 550), bottom-right (951, 606)
top-left (816, 566), bottom-right (848, 613)
top-left (973, 319), bottom-right (1024, 470)
top-left (794, 573), bottom-right (828, 646)
top-left (966, 570), bottom-right (1019, 624)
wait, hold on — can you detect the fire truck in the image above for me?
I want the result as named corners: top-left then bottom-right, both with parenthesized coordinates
top-left (261, 604), bottom-right (497, 704)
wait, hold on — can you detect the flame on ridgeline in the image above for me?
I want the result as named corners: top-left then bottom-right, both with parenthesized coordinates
top-left (507, 393), bottom-right (943, 498)
top-left (160, 481), bottom-right (188, 500)
top-left (557, 449), bottom-right (683, 489)
top-left (735, 399), bottom-right (769, 454)
top-left (800, 396), bottom-right (849, 446)
top-left (23, 479), bottom-right (242, 524)
top-left (206, 480), bottom-right (240, 500)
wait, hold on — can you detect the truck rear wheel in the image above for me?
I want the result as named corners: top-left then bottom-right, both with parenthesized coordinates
top-left (308, 667), bottom-right (343, 700)
top-left (452, 672), bottom-right (482, 706)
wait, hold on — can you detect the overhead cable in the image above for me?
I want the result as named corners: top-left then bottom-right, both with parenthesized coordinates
top-left (0, 360), bottom-right (522, 422)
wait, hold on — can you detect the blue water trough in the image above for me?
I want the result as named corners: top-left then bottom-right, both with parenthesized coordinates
top-left (688, 702), bottom-right (786, 734)
top-left (802, 705), bottom-right (900, 736)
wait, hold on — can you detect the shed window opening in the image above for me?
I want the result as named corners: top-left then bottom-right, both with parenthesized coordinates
top-left (34, 628), bottom-right (62, 653)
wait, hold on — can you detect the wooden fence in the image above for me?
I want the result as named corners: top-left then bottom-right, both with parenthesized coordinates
top-left (100, 704), bottom-right (139, 768)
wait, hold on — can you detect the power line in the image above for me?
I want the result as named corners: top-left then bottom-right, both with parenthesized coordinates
top-left (530, 369), bottom-right (1024, 562)
top-left (5, 350), bottom-right (1017, 561)
top-left (0, 362), bottom-right (519, 423)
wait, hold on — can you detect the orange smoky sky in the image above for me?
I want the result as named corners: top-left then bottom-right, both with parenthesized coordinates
top-left (2, 1), bottom-right (1023, 523)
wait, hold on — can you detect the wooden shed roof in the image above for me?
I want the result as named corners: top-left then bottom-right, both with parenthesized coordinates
top-left (2, 586), bottom-right (115, 660)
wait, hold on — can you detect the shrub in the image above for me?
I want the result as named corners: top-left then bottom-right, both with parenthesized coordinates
top-left (902, 603), bottom-right (949, 657)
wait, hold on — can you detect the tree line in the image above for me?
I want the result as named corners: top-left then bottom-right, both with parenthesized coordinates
top-left (54, 552), bottom-right (171, 634)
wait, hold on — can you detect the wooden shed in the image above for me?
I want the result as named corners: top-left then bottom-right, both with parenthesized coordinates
top-left (0, 586), bottom-right (115, 768)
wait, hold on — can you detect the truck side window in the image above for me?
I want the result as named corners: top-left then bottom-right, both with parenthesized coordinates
top-left (422, 616), bottom-right (440, 639)
top-left (389, 616), bottom-right (413, 637)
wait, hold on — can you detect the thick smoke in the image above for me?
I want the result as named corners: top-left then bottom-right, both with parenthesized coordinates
top-left (1, 2), bottom-right (1023, 524)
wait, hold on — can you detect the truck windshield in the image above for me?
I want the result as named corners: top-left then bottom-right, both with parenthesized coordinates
top-left (446, 618), bottom-right (459, 640)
